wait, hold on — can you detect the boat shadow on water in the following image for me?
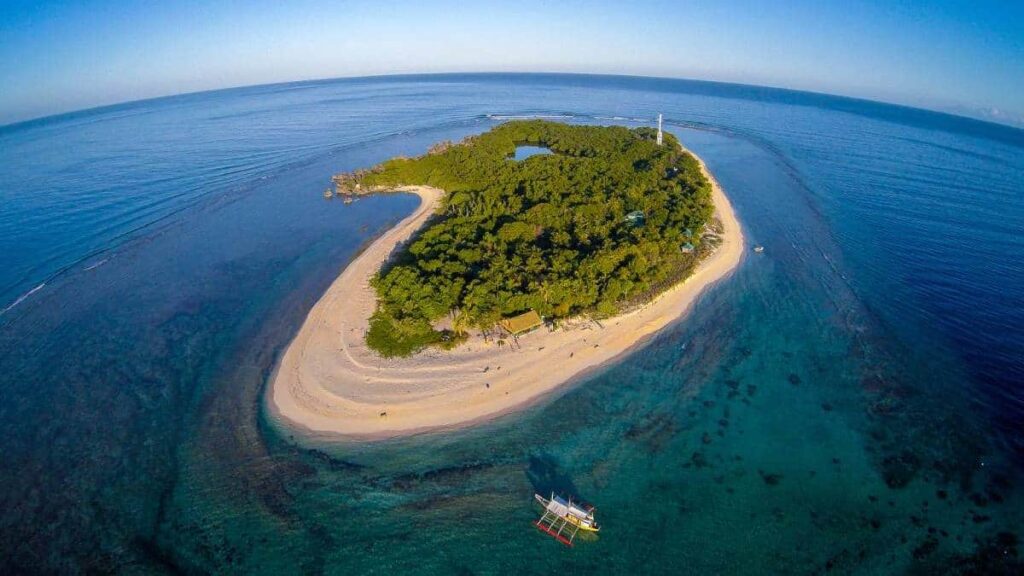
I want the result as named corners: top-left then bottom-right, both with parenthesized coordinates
top-left (526, 453), bottom-right (583, 501)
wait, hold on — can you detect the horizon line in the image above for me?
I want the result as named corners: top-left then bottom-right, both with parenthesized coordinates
top-left (4, 70), bottom-right (1023, 136)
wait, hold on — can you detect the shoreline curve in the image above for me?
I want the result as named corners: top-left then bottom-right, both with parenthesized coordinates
top-left (268, 145), bottom-right (744, 440)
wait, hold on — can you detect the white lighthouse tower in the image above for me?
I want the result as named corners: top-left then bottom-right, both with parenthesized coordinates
top-left (656, 113), bottom-right (663, 146)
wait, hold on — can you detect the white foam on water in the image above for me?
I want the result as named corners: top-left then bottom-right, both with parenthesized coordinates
top-left (0, 283), bottom-right (45, 316)
top-left (83, 258), bottom-right (109, 271)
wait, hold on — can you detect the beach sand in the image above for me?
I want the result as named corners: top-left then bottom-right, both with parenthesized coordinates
top-left (269, 146), bottom-right (744, 439)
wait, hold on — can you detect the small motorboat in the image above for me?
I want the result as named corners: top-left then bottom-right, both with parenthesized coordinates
top-left (754, 245), bottom-right (765, 253)
top-left (533, 492), bottom-right (599, 546)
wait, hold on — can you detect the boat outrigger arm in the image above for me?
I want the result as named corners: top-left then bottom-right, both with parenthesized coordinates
top-left (533, 492), bottom-right (600, 546)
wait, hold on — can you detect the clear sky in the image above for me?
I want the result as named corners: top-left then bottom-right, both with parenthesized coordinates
top-left (1, 0), bottom-right (1022, 126)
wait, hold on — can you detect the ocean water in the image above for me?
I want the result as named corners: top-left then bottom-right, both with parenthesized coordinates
top-left (0, 73), bottom-right (1022, 574)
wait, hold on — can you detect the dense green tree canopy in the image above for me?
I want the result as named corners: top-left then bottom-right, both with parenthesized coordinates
top-left (339, 121), bottom-right (715, 356)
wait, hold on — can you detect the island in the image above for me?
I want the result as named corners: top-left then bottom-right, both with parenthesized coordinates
top-left (269, 120), bottom-right (744, 438)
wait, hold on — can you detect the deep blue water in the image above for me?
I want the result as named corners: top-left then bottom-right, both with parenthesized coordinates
top-left (0, 73), bottom-right (1022, 574)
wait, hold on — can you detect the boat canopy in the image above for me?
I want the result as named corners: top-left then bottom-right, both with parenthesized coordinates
top-left (546, 496), bottom-right (571, 517)
top-left (547, 495), bottom-right (592, 519)
top-left (568, 503), bottom-right (593, 518)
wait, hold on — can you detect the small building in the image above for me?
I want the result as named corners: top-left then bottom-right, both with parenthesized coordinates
top-left (681, 242), bottom-right (695, 253)
top-left (624, 210), bottom-right (645, 226)
top-left (499, 309), bottom-right (543, 335)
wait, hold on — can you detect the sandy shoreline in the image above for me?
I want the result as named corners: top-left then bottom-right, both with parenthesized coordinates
top-left (269, 146), bottom-right (744, 439)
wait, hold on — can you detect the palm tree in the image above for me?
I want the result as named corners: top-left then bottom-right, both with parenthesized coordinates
top-left (450, 308), bottom-right (470, 336)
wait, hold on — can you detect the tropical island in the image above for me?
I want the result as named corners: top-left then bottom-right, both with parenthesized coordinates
top-left (347, 121), bottom-right (714, 355)
top-left (269, 120), bottom-right (744, 438)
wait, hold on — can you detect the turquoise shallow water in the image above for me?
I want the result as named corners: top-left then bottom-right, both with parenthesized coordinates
top-left (0, 74), bottom-right (1022, 574)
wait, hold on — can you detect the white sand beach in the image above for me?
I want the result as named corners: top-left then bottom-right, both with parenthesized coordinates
top-left (269, 146), bottom-right (744, 439)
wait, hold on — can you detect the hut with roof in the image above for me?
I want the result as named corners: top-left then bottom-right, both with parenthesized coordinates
top-left (499, 309), bottom-right (544, 336)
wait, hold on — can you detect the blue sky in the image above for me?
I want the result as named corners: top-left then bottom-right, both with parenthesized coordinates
top-left (1, 0), bottom-right (1022, 126)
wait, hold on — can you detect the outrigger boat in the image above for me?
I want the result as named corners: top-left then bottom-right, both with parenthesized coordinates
top-left (533, 492), bottom-right (599, 546)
